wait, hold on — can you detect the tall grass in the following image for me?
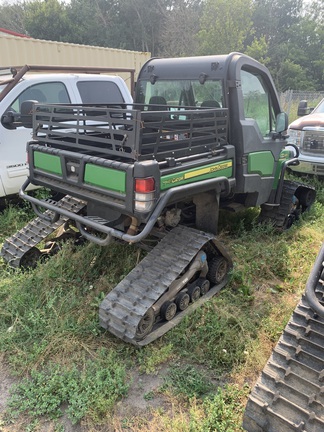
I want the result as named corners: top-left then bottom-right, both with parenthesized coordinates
top-left (0, 174), bottom-right (323, 431)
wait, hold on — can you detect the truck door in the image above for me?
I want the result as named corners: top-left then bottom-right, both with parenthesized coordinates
top-left (228, 57), bottom-right (286, 206)
top-left (0, 82), bottom-right (71, 197)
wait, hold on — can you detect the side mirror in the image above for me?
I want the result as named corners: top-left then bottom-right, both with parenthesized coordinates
top-left (20, 100), bottom-right (37, 128)
top-left (276, 112), bottom-right (288, 134)
top-left (297, 100), bottom-right (311, 117)
top-left (1, 110), bottom-right (16, 129)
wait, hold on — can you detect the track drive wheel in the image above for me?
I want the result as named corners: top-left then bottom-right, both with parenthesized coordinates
top-left (207, 256), bottom-right (229, 285)
top-left (296, 187), bottom-right (316, 209)
top-left (19, 247), bottom-right (42, 269)
top-left (135, 308), bottom-right (155, 340)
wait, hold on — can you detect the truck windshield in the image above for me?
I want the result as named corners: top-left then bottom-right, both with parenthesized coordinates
top-left (314, 99), bottom-right (324, 113)
top-left (136, 79), bottom-right (224, 108)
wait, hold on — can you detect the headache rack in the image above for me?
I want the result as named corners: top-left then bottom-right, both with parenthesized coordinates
top-left (0, 65), bottom-right (135, 102)
top-left (32, 103), bottom-right (228, 163)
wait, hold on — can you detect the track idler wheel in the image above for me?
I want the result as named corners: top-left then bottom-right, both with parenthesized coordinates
top-left (135, 308), bottom-right (155, 340)
top-left (187, 283), bottom-right (201, 302)
top-left (207, 256), bottom-right (229, 285)
top-left (175, 292), bottom-right (190, 311)
top-left (196, 277), bottom-right (210, 295)
top-left (161, 301), bottom-right (177, 321)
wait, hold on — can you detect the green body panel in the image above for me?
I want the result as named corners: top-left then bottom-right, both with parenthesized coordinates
top-left (247, 151), bottom-right (274, 176)
top-left (33, 152), bottom-right (62, 175)
top-left (272, 149), bottom-right (293, 189)
top-left (84, 164), bottom-right (126, 193)
top-left (160, 160), bottom-right (233, 191)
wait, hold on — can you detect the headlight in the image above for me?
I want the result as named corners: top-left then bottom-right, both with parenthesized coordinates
top-left (287, 128), bottom-right (302, 147)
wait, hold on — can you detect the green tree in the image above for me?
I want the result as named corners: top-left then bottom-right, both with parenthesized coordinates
top-left (24, 0), bottom-right (72, 42)
top-left (245, 36), bottom-right (270, 66)
top-left (0, 1), bottom-right (26, 35)
top-left (114, 0), bottom-right (167, 54)
top-left (248, 0), bottom-right (322, 91)
top-left (160, 0), bottom-right (203, 57)
top-left (197, 0), bottom-right (254, 55)
top-left (290, 20), bottom-right (324, 89)
top-left (279, 59), bottom-right (314, 91)
top-left (65, 0), bottom-right (169, 54)
top-left (65, 0), bottom-right (119, 47)
top-left (250, 0), bottom-right (302, 44)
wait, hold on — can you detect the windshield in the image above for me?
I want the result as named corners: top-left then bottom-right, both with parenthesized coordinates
top-left (314, 99), bottom-right (324, 114)
top-left (136, 79), bottom-right (224, 108)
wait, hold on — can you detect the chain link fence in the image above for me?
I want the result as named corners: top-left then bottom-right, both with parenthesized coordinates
top-left (279, 90), bottom-right (324, 121)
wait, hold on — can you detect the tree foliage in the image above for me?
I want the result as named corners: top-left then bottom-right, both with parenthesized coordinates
top-left (0, 1), bottom-right (26, 34)
top-left (24, 0), bottom-right (71, 42)
top-left (160, 0), bottom-right (202, 57)
top-left (0, 0), bottom-right (323, 91)
top-left (197, 0), bottom-right (254, 55)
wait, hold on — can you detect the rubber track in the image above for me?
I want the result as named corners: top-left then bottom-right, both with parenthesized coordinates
top-left (259, 180), bottom-right (300, 228)
top-left (1, 195), bottom-right (85, 268)
top-left (243, 291), bottom-right (324, 431)
top-left (99, 225), bottom-right (229, 346)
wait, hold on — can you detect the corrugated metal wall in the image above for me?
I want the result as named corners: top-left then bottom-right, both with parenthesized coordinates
top-left (0, 35), bottom-right (151, 87)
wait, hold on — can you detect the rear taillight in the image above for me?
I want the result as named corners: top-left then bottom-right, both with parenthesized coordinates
top-left (134, 177), bottom-right (155, 212)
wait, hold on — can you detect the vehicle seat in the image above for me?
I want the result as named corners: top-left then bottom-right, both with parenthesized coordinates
top-left (148, 96), bottom-right (167, 110)
top-left (201, 100), bottom-right (221, 108)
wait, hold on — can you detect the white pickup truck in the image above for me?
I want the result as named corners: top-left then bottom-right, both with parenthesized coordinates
top-left (0, 65), bottom-right (134, 202)
top-left (287, 98), bottom-right (324, 177)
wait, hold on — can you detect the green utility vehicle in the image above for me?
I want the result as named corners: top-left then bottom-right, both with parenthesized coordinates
top-left (1, 53), bottom-right (315, 348)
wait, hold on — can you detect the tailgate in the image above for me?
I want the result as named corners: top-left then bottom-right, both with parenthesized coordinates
top-left (28, 143), bottom-right (146, 216)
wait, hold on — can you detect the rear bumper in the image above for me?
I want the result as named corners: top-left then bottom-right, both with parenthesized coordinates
top-left (20, 176), bottom-right (231, 246)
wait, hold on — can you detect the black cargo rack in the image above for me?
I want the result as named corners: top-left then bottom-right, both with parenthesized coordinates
top-left (32, 103), bottom-right (228, 163)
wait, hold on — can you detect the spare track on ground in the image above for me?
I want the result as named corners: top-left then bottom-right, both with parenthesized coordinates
top-left (0, 195), bottom-right (85, 268)
top-left (99, 225), bottom-right (232, 346)
top-left (243, 245), bottom-right (324, 432)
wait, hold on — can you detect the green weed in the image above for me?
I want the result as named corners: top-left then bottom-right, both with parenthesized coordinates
top-left (194, 384), bottom-right (249, 432)
top-left (163, 364), bottom-right (214, 399)
top-left (167, 289), bottom-right (262, 373)
top-left (7, 349), bottom-right (128, 425)
top-left (0, 202), bottom-right (33, 242)
top-left (137, 342), bottom-right (175, 374)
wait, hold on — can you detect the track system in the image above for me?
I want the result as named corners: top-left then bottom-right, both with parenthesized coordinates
top-left (0, 195), bottom-right (85, 268)
top-left (259, 180), bottom-right (316, 229)
top-left (243, 244), bottom-right (324, 432)
top-left (99, 225), bottom-right (232, 346)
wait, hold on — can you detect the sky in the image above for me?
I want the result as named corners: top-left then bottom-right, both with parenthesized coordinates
top-left (0, 0), bottom-right (19, 4)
